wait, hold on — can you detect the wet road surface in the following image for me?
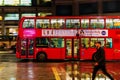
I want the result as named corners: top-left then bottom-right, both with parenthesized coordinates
top-left (0, 60), bottom-right (120, 80)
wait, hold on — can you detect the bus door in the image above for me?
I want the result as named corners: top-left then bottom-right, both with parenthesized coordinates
top-left (66, 39), bottom-right (80, 60)
top-left (20, 39), bottom-right (34, 58)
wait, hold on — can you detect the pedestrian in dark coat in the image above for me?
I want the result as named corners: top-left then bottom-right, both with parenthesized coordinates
top-left (92, 41), bottom-right (114, 80)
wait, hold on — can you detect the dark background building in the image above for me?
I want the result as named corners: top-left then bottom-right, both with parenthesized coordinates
top-left (0, 0), bottom-right (120, 48)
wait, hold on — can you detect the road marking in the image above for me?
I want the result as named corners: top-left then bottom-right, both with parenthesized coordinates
top-left (52, 67), bottom-right (61, 80)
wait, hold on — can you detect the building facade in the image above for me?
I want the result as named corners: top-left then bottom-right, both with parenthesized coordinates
top-left (0, 0), bottom-right (119, 47)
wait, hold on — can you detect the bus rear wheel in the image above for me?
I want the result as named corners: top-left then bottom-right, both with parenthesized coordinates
top-left (37, 52), bottom-right (47, 61)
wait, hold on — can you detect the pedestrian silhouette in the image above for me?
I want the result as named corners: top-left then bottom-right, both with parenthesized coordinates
top-left (92, 41), bottom-right (114, 80)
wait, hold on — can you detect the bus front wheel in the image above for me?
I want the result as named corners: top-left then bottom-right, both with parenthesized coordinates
top-left (36, 52), bottom-right (47, 61)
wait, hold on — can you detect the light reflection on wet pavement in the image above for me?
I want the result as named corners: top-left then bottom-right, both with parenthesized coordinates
top-left (0, 60), bottom-right (119, 80)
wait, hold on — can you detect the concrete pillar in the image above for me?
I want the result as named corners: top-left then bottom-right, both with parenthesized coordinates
top-left (1, 8), bottom-right (5, 35)
top-left (73, 0), bottom-right (79, 16)
top-left (98, 0), bottom-right (102, 16)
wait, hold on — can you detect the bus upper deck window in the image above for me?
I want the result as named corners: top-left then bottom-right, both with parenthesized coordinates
top-left (51, 19), bottom-right (65, 28)
top-left (113, 19), bottom-right (120, 29)
top-left (23, 19), bottom-right (34, 28)
top-left (90, 19), bottom-right (104, 29)
top-left (81, 19), bottom-right (89, 28)
top-left (106, 19), bottom-right (113, 29)
top-left (36, 19), bottom-right (50, 28)
top-left (66, 19), bottom-right (80, 28)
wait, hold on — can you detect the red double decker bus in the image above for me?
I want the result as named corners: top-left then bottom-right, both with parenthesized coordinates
top-left (16, 16), bottom-right (120, 61)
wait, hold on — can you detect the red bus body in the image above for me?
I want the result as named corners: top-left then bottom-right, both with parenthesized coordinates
top-left (16, 16), bottom-right (120, 60)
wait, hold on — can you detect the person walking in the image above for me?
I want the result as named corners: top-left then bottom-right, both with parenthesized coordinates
top-left (92, 41), bottom-right (114, 80)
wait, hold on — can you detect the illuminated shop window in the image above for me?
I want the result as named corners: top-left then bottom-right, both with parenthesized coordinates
top-left (20, 0), bottom-right (31, 6)
top-left (9, 28), bottom-right (18, 36)
top-left (38, 12), bottom-right (52, 17)
top-left (5, 14), bottom-right (19, 20)
top-left (0, 0), bottom-right (32, 6)
top-left (44, 0), bottom-right (51, 2)
top-left (4, 0), bottom-right (19, 6)
top-left (81, 19), bottom-right (89, 28)
top-left (36, 19), bottom-right (50, 28)
top-left (0, 16), bottom-right (2, 20)
top-left (0, 0), bottom-right (3, 5)
top-left (66, 19), bottom-right (80, 28)
top-left (21, 13), bottom-right (36, 17)
top-left (51, 19), bottom-right (65, 28)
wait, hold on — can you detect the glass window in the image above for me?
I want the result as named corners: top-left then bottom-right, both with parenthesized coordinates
top-left (36, 38), bottom-right (49, 47)
top-left (81, 19), bottom-right (89, 28)
top-left (20, 0), bottom-right (31, 6)
top-left (28, 39), bottom-right (34, 55)
top-left (90, 38), bottom-right (97, 48)
top-left (51, 19), bottom-right (65, 28)
top-left (50, 38), bottom-right (64, 48)
top-left (98, 38), bottom-right (105, 47)
top-left (4, 0), bottom-right (19, 6)
top-left (90, 19), bottom-right (104, 28)
top-left (5, 14), bottom-right (19, 20)
top-left (38, 12), bottom-right (52, 17)
top-left (39, 0), bottom-right (52, 7)
top-left (21, 13), bottom-right (36, 17)
top-left (36, 19), bottom-right (50, 28)
top-left (56, 5), bottom-right (72, 16)
top-left (74, 39), bottom-right (79, 55)
top-left (66, 19), bottom-right (80, 28)
top-left (23, 19), bottom-right (34, 28)
top-left (106, 38), bottom-right (112, 48)
top-left (79, 2), bottom-right (98, 15)
top-left (21, 39), bottom-right (27, 55)
top-left (106, 19), bottom-right (113, 29)
top-left (81, 38), bottom-right (89, 48)
top-left (0, 16), bottom-right (2, 20)
top-left (0, 0), bottom-right (32, 6)
top-left (90, 38), bottom-right (105, 48)
top-left (113, 19), bottom-right (120, 29)
top-left (0, 0), bottom-right (3, 5)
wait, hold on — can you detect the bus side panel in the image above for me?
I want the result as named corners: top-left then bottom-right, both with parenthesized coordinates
top-left (35, 48), bottom-right (65, 59)
top-left (80, 48), bottom-right (96, 60)
top-left (60, 48), bottom-right (66, 59)
top-left (46, 48), bottom-right (64, 59)
top-left (114, 42), bottom-right (120, 60)
top-left (105, 49), bottom-right (114, 60)
top-left (16, 51), bottom-right (20, 58)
